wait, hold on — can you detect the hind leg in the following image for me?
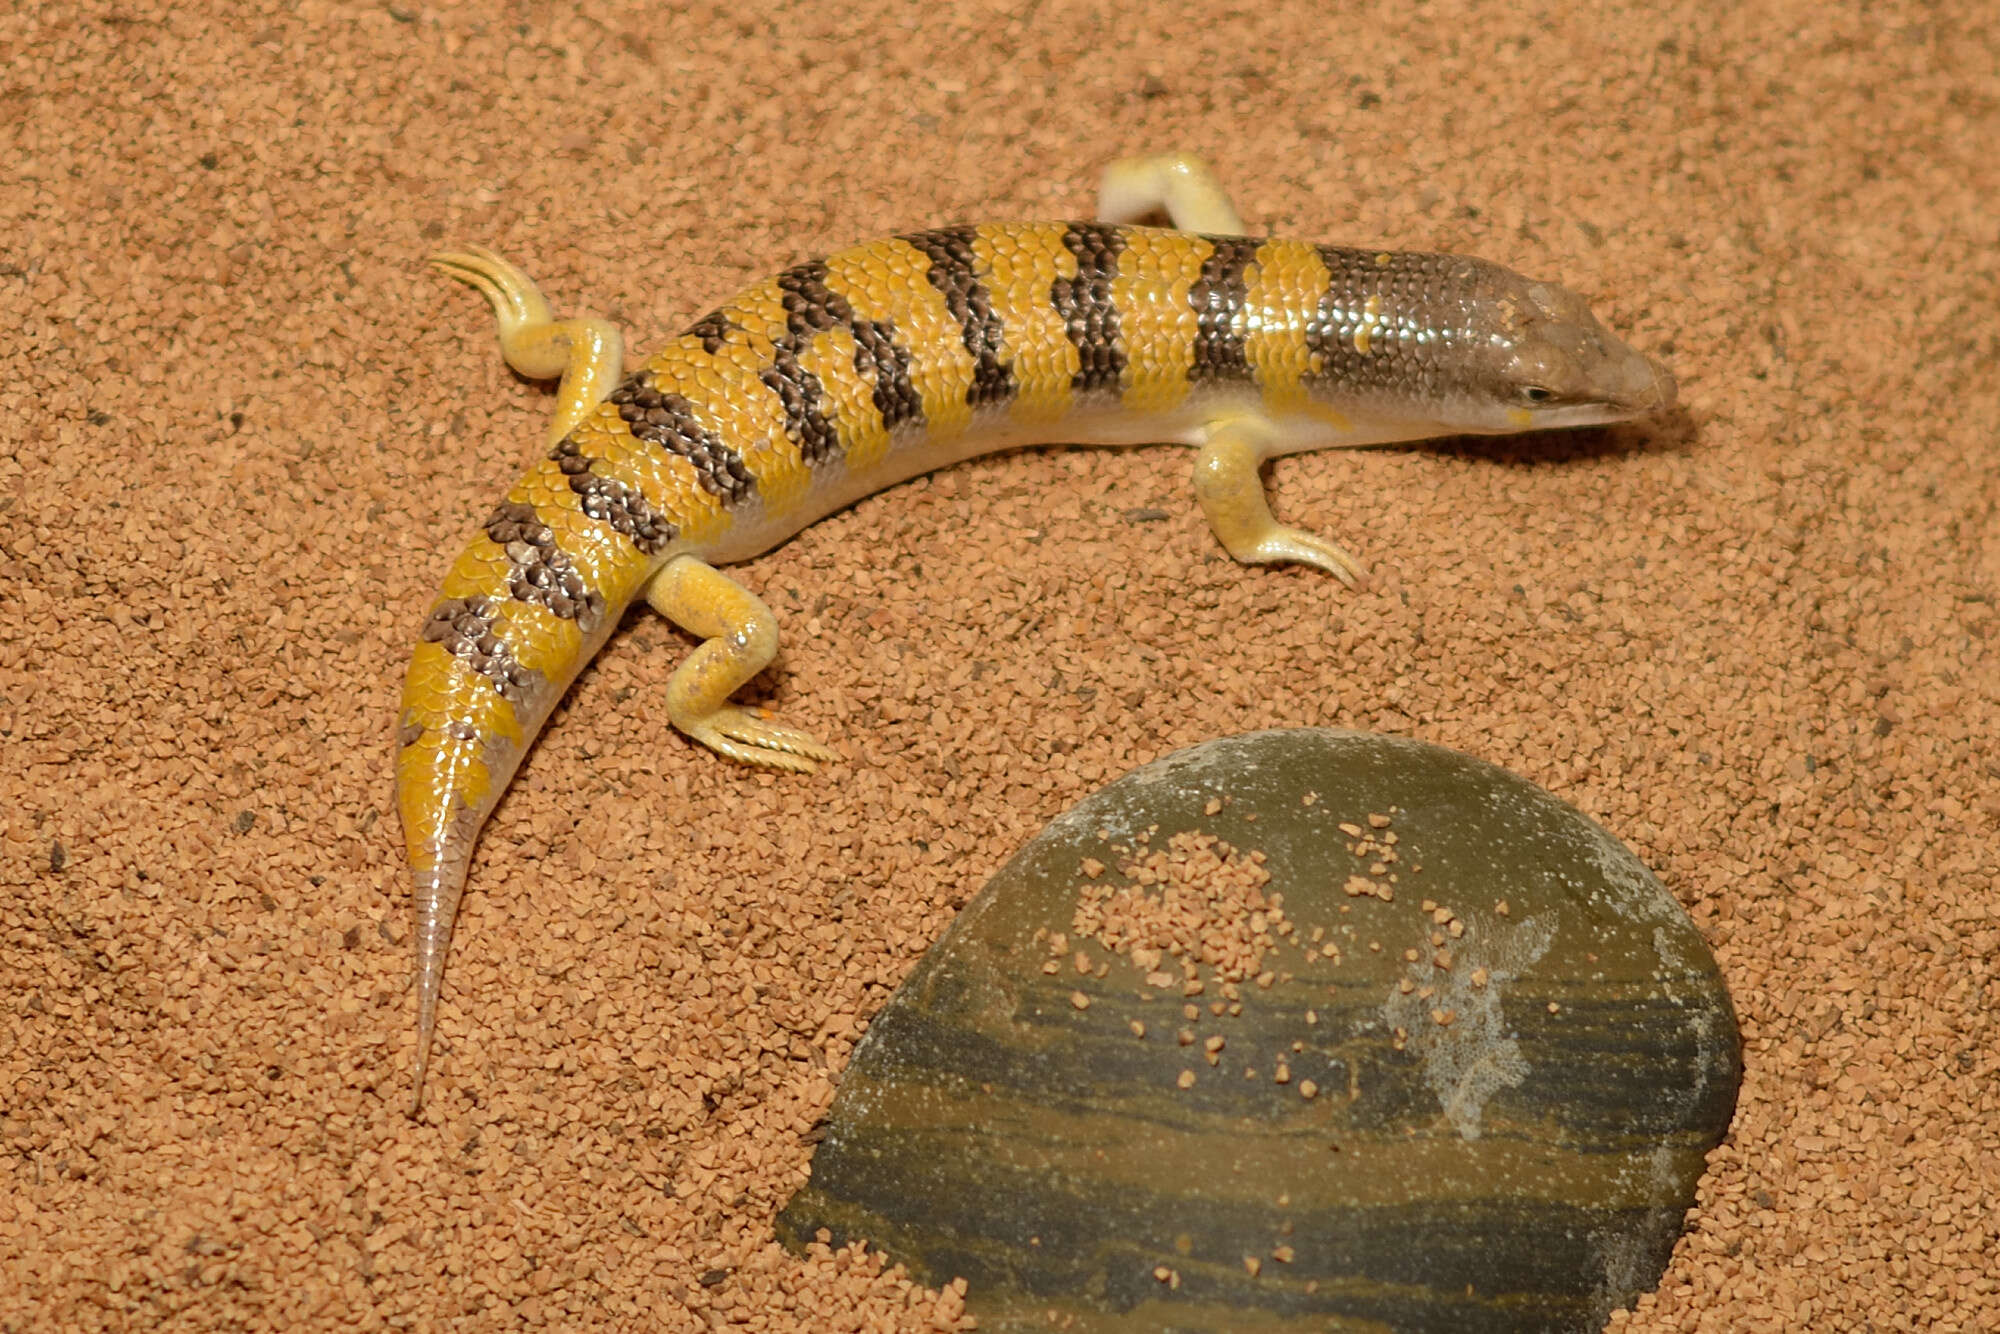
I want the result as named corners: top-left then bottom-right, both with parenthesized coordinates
top-left (646, 555), bottom-right (840, 773)
top-left (431, 247), bottom-right (626, 448)
top-left (1097, 152), bottom-right (1247, 235)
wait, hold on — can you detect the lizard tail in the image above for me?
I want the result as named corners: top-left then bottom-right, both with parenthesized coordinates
top-left (410, 854), bottom-right (469, 1113)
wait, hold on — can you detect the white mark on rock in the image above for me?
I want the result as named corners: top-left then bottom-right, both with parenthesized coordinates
top-left (1576, 818), bottom-right (1678, 924)
top-left (1382, 912), bottom-right (1556, 1140)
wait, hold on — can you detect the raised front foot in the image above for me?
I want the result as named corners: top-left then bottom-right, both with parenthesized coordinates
top-left (645, 555), bottom-right (840, 773)
top-left (1097, 152), bottom-right (1247, 235)
top-left (1191, 413), bottom-right (1369, 587)
top-left (430, 246), bottom-right (626, 448)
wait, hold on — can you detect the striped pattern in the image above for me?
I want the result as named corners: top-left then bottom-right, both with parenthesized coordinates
top-left (899, 227), bottom-right (1013, 411)
top-left (1189, 235), bottom-right (1260, 382)
top-left (402, 225), bottom-right (1469, 833)
top-left (1051, 223), bottom-right (1128, 394)
top-left (397, 221), bottom-right (1535, 1105)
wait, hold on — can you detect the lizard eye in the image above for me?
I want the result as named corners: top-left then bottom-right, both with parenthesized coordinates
top-left (1520, 385), bottom-right (1556, 404)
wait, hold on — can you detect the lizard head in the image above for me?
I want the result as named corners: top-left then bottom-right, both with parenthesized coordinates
top-left (1448, 264), bottom-right (1676, 433)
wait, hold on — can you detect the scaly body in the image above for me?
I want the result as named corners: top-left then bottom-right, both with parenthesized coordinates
top-left (397, 155), bottom-right (1674, 1109)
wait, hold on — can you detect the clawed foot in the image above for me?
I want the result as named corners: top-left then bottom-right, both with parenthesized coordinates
top-left (431, 247), bottom-right (554, 346)
top-left (683, 706), bottom-right (839, 774)
top-left (431, 245), bottom-right (625, 444)
top-left (1235, 526), bottom-right (1370, 587)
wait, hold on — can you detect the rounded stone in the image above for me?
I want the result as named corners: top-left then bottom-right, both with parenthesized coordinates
top-left (777, 728), bottom-right (1740, 1332)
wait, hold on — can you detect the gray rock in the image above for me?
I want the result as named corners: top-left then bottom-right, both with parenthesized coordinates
top-left (778, 728), bottom-right (1741, 1332)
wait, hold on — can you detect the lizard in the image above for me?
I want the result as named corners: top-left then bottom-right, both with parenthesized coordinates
top-left (396, 153), bottom-right (1676, 1110)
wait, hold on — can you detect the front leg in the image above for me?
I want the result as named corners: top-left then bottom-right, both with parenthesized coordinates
top-left (1192, 413), bottom-right (1368, 587)
top-left (645, 555), bottom-right (840, 772)
top-left (1096, 152), bottom-right (1247, 235)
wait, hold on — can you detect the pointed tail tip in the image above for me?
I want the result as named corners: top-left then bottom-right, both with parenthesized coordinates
top-left (410, 982), bottom-right (440, 1116)
top-left (408, 854), bottom-right (465, 1118)
top-left (410, 1044), bottom-right (430, 1116)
